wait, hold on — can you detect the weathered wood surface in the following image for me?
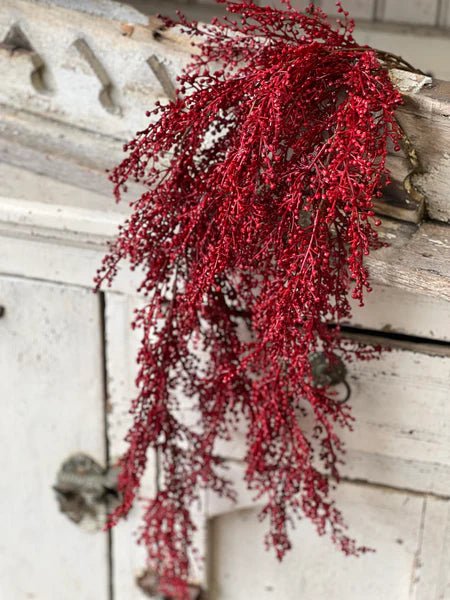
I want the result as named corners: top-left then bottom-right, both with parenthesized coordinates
top-left (12, 161), bottom-right (450, 336)
top-left (396, 77), bottom-right (450, 223)
top-left (0, 2), bottom-right (449, 597)
top-left (0, 107), bottom-right (124, 198)
top-left (211, 339), bottom-right (450, 497)
top-left (101, 289), bottom-right (450, 597)
top-left (365, 218), bottom-right (450, 302)
top-left (0, 0), bottom-right (189, 138)
top-left (209, 480), bottom-right (437, 600)
top-left (0, 186), bottom-right (448, 345)
top-left (104, 294), bottom-right (450, 509)
top-left (348, 284), bottom-right (450, 342)
top-left (105, 293), bottom-right (209, 596)
top-left (1, 1), bottom-right (450, 222)
top-left (104, 298), bottom-right (448, 498)
top-left (0, 190), bottom-right (448, 304)
top-left (209, 463), bottom-right (450, 600)
top-left (0, 275), bottom-right (109, 599)
top-left (0, 107), bottom-right (424, 224)
top-left (104, 293), bottom-right (154, 599)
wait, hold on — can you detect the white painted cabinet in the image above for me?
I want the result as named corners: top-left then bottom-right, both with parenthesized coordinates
top-left (104, 293), bottom-right (450, 600)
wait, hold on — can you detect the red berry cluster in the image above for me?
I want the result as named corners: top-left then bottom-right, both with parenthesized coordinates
top-left (96, 2), bottom-right (402, 598)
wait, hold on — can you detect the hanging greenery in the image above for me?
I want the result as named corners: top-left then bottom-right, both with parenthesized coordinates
top-left (96, 2), bottom-right (406, 598)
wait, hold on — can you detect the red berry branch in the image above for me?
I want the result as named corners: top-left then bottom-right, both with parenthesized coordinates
top-left (95, 2), bottom-right (405, 598)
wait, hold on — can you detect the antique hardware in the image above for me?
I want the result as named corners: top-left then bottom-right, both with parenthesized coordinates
top-left (309, 351), bottom-right (351, 403)
top-left (53, 453), bottom-right (119, 531)
top-left (136, 568), bottom-right (204, 600)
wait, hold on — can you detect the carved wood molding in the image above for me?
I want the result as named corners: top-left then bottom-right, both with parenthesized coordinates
top-left (0, 0), bottom-right (450, 224)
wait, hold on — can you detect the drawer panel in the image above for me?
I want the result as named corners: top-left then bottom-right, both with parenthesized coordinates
top-left (213, 341), bottom-right (450, 496)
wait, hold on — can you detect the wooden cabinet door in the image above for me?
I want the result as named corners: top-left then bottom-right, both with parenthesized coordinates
top-left (0, 275), bottom-right (109, 600)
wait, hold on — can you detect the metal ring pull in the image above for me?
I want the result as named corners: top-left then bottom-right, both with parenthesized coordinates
top-left (309, 351), bottom-right (351, 404)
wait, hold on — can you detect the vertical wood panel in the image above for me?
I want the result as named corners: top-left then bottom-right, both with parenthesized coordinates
top-left (381, 0), bottom-right (440, 25)
top-left (412, 497), bottom-right (450, 599)
top-left (0, 276), bottom-right (109, 600)
top-left (439, 0), bottom-right (450, 26)
top-left (105, 293), bottom-right (151, 600)
top-left (106, 292), bottom-right (209, 597)
top-left (319, 0), bottom-right (376, 19)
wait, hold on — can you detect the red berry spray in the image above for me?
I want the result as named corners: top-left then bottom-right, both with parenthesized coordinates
top-left (96, 2), bottom-right (403, 598)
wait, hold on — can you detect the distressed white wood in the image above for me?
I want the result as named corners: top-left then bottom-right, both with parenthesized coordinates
top-left (0, 199), bottom-right (447, 508)
top-left (2, 2), bottom-right (450, 222)
top-left (0, 230), bottom-right (144, 295)
top-left (341, 343), bottom-right (450, 495)
top-left (103, 294), bottom-right (450, 597)
top-left (0, 0), bottom-right (190, 139)
top-left (105, 292), bottom-right (209, 597)
top-left (105, 293), bottom-right (151, 600)
top-left (0, 193), bottom-right (448, 302)
top-left (411, 496), bottom-right (450, 599)
top-left (366, 219), bottom-right (450, 302)
top-left (396, 80), bottom-right (450, 224)
top-left (96, 225), bottom-right (447, 594)
top-left (0, 107), bottom-right (124, 197)
top-left (382, 0), bottom-right (439, 25)
top-left (0, 195), bottom-right (123, 240)
top-left (0, 200), bottom-right (447, 500)
top-left (0, 275), bottom-right (108, 600)
top-left (319, 0), bottom-right (376, 19)
top-left (0, 162), bottom-right (125, 214)
top-left (0, 198), bottom-right (448, 498)
top-left (214, 343), bottom-right (450, 497)
top-left (0, 3), bottom-right (449, 596)
top-left (4, 52), bottom-right (447, 230)
top-left (348, 285), bottom-right (450, 342)
top-left (0, 0), bottom-right (179, 137)
top-left (209, 480), bottom-right (425, 600)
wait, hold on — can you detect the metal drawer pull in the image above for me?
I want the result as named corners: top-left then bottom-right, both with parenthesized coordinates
top-left (53, 453), bottom-right (119, 531)
top-left (136, 568), bottom-right (203, 600)
top-left (310, 351), bottom-right (351, 404)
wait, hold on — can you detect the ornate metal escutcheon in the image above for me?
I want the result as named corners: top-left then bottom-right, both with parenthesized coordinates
top-left (53, 453), bottom-right (120, 531)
